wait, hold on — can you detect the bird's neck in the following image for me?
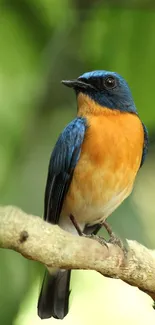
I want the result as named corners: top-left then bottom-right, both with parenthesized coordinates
top-left (77, 93), bottom-right (122, 117)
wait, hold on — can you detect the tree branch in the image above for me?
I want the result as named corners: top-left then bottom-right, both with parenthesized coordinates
top-left (0, 206), bottom-right (155, 299)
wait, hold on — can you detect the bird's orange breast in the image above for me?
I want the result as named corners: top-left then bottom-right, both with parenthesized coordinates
top-left (62, 100), bottom-right (144, 226)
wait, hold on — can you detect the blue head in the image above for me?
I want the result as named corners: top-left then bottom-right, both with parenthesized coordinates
top-left (62, 70), bottom-right (137, 114)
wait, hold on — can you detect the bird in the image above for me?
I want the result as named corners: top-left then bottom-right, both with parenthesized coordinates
top-left (37, 70), bottom-right (148, 320)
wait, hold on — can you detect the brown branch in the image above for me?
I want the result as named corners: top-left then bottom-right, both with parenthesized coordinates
top-left (0, 206), bottom-right (155, 299)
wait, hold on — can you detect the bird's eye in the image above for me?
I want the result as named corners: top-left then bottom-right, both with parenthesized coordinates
top-left (104, 76), bottom-right (116, 89)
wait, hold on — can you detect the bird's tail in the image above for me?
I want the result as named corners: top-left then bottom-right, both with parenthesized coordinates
top-left (38, 269), bottom-right (71, 319)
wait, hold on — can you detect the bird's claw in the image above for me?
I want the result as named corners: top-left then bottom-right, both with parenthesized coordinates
top-left (108, 234), bottom-right (127, 253)
top-left (69, 215), bottom-right (109, 248)
top-left (102, 221), bottom-right (128, 256)
top-left (70, 214), bottom-right (126, 252)
top-left (82, 233), bottom-right (109, 248)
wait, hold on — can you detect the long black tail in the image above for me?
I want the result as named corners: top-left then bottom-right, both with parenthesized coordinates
top-left (37, 223), bottom-right (101, 320)
top-left (38, 269), bottom-right (71, 319)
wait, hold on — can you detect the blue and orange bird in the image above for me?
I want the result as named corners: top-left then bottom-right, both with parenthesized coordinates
top-left (38, 70), bottom-right (148, 320)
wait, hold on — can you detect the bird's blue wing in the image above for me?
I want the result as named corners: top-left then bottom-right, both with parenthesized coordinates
top-left (44, 117), bottom-right (87, 224)
top-left (140, 123), bottom-right (149, 168)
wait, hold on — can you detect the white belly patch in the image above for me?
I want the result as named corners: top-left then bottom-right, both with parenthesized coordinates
top-left (67, 184), bottom-right (133, 226)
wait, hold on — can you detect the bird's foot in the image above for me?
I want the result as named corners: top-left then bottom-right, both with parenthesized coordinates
top-left (69, 215), bottom-right (108, 248)
top-left (82, 233), bottom-right (108, 248)
top-left (101, 221), bottom-right (127, 256)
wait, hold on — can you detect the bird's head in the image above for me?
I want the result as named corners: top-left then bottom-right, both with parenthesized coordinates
top-left (62, 70), bottom-right (137, 114)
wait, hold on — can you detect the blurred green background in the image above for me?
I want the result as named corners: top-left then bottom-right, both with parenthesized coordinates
top-left (0, 0), bottom-right (155, 324)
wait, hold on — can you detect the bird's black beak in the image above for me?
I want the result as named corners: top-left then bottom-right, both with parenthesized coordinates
top-left (61, 79), bottom-right (96, 91)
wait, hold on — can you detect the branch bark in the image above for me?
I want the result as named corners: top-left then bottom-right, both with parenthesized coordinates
top-left (0, 206), bottom-right (155, 299)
